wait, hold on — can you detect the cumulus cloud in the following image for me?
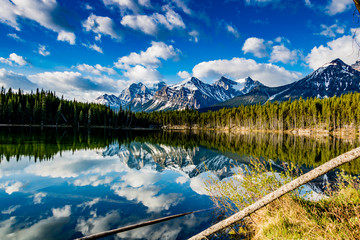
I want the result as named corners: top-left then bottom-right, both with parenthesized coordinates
top-left (177, 70), bottom-right (191, 79)
top-left (306, 30), bottom-right (360, 70)
top-left (0, 206), bottom-right (72, 240)
top-left (188, 30), bottom-right (199, 42)
top-left (114, 41), bottom-right (180, 84)
top-left (57, 31), bottom-right (75, 45)
top-left (242, 37), bottom-right (268, 58)
top-left (121, 5), bottom-right (185, 36)
top-left (38, 45), bottom-right (50, 56)
top-left (0, 181), bottom-right (24, 195)
top-left (0, 68), bottom-right (36, 90)
top-left (326, 0), bottom-right (353, 15)
top-left (185, 57), bottom-right (302, 86)
top-left (270, 45), bottom-right (298, 64)
top-left (0, 53), bottom-right (27, 66)
top-left (76, 211), bottom-right (121, 237)
top-left (83, 14), bottom-right (121, 40)
top-left (115, 41), bottom-right (179, 68)
top-left (0, 0), bottom-right (76, 44)
top-left (33, 192), bottom-right (47, 204)
top-left (77, 64), bottom-right (116, 75)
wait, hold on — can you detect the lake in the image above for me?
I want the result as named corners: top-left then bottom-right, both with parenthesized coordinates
top-left (0, 127), bottom-right (359, 240)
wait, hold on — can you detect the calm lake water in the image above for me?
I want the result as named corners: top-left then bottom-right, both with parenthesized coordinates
top-left (0, 127), bottom-right (359, 240)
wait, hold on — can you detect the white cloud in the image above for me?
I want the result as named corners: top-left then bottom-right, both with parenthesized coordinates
top-left (52, 205), bottom-right (71, 218)
top-left (0, 206), bottom-right (71, 240)
top-left (121, 6), bottom-right (185, 36)
top-left (7, 33), bottom-right (22, 41)
top-left (270, 45), bottom-right (298, 64)
top-left (0, 68), bottom-right (36, 90)
top-left (77, 198), bottom-right (101, 209)
top-left (77, 64), bottom-right (116, 75)
top-left (319, 23), bottom-right (345, 38)
top-left (28, 71), bottom-right (124, 100)
top-left (242, 37), bottom-right (268, 58)
top-left (57, 31), bottom-right (76, 45)
top-left (76, 211), bottom-right (121, 236)
top-left (1, 205), bottom-right (20, 214)
top-left (33, 192), bottom-right (47, 204)
top-left (0, 0), bottom-right (76, 44)
top-left (226, 24), bottom-right (240, 38)
top-left (114, 41), bottom-right (179, 84)
top-left (83, 43), bottom-right (103, 53)
top-left (189, 30), bottom-right (199, 42)
top-left (123, 65), bottom-right (162, 84)
top-left (171, 0), bottom-right (192, 15)
top-left (177, 70), bottom-right (191, 79)
top-left (103, 0), bottom-right (140, 13)
top-left (186, 57), bottom-right (302, 86)
top-left (0, 181), bottom-right (24, 195)
top-left (83, 14), bottom-right (121, 40)
top-left (0, 53), bottom-right (27, 66)
top-left (115, 41), bottom-right (179, 68)
top-left (306, 30), bottom-right (360, 70)
top-left (326, 0), bottom-right (353, 15)
top-left (38, 45), bottom-right (50, 56)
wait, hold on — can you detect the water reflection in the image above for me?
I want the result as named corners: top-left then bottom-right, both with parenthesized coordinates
top-left (0, 128), bottom-right (359, 239)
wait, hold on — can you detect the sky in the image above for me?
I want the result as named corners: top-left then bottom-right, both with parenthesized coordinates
top-left (0, 0), bottom-right (360, 102)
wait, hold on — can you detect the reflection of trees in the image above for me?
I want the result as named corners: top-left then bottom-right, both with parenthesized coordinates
top-left (0, 127), bottom-right (117, 162)
top-left (1, 127), bottom-right (359, 174)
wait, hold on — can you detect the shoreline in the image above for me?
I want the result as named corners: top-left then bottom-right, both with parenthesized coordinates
top-left (1, 124), bottom-right (359, 139)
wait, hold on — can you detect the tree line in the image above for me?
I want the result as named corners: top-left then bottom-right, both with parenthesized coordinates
top-left (0, 87), bottom-right (134, 128)
top-left (2, 87), bottom-right (360, 132)
top-left (135, 92), bottom-right (360, 131)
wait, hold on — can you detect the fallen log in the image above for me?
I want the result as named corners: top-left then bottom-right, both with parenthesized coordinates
top-left (189, 146), bottom-right (360, 240)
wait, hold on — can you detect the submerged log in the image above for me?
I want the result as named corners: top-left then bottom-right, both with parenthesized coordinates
top-left (189, 146), bottom-right (360, 240)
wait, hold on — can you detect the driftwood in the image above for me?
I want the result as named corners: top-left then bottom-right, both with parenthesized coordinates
top-left (188, 146), bottom-right (360, 240)
top-left (75, 208), bottom-right (211, 240)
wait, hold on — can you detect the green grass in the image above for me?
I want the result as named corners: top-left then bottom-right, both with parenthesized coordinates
top-left (206, 160), bottom-right (360, 239)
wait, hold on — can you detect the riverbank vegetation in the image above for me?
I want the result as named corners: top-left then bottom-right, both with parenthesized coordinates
top-left (206, 159), bottom-right (360, 239)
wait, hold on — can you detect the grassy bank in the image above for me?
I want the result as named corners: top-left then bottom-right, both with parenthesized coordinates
top-left (206, 160), bottom-right (360, 239)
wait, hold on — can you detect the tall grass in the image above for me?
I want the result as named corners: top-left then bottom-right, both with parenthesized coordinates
top-left (206, 159), bottom-right (360, 239)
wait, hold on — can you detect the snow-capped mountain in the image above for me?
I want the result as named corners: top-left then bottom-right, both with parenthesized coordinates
top-left (130, 76), bottom-right (260, 112)
top-left (94, 94), bottom-right (122, 108)
top-left (95, 81), bottom-right (166, 109)
top-left (206, 58), bottom-right (360, 110)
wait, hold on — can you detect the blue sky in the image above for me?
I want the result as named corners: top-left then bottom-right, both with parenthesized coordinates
top-left (0, 0), bottom-right (359, 101)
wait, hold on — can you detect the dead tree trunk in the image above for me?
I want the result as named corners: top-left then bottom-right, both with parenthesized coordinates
top-left (188, 146), bottom-right (360, 240)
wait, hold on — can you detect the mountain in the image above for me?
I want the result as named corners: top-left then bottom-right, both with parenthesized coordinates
top-left (95, 81), bottom-right (166, 109)
top-left (94, 94), bottom-right (122, 109)
top-left (129, 76), bottom-right (261, 112)
top-left (203, 58), bottom-right (360, 110)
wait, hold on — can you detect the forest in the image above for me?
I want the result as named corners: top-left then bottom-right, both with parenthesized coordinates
top-left (2, 87), bottom-right (360, 132)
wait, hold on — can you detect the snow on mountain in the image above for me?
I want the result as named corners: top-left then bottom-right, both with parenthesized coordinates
top-left (94, 94), bottom-right (122, 108)
top-left (95, 81), bottom-right (166, 109)
top-left (133, 76), bottom-right (249, 112)
top-left (271, 58), bottom-right (360, 101)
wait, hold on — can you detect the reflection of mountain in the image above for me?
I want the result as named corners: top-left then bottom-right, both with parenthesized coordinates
top-left (101, 142), bottom-right (248, 180)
